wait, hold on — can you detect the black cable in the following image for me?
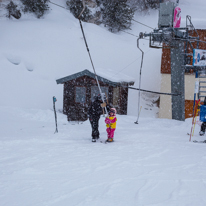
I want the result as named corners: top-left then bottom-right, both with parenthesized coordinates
top-left (49, 1), bottom-right (155, 32)
top-left (121, 30), bottom-right (139, 37)
top-left (127, 86), bottom-right (181, 96)
top-left (48, 0), bottom-right (68, 9)
top-left (48, 1), bottom-right (155, 37)
top-left (110, 49), bottom-right (152, 78)
top-left (132, 19), bottom-right (154, 30)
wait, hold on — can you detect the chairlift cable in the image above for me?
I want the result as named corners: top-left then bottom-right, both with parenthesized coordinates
top-left (48, 1), bottom-right (154, 31)
top-left (126, 86), bottom-right (181, 96)
top-left (110, 49), bottom-right (152, 79)
top-left (132, 19), bottom-right (154, 30)
top-left (121, 30), bottom-right (139, 38)
top-left (48, 0), bottom-right (68, 9)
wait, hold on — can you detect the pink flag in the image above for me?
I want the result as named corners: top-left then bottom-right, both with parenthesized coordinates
top-left (174, 7), bottom-right (181, 28)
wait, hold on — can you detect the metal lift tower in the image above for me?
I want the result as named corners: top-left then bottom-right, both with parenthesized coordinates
top-left (137, 0), bottom-right (203, 121)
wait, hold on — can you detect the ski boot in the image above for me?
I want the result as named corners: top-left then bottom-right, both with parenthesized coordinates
top-left (92, 138), bottom-right (96, 142)
top-left (199, 131), bottom-right (205, 136)
top-left (106, 138), bottom-right (113, 142)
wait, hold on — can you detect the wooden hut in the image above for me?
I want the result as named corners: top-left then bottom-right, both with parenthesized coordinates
top-left (56, 69), bottom-right (134, 121)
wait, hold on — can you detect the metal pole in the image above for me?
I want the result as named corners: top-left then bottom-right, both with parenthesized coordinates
top-left (135, 38), bottom-right (144, 124)
top-left (53, 96), bottom-right (58, 133)
top-left (78, 0), bottom-right (108, 115)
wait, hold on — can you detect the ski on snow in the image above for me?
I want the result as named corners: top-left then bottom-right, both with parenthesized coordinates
top-left (91, 139), bottom-right (114, 144)
top-left (187, 133), bottom-right (206, 143)
top-left (193, 140), bottom-right (206, 143)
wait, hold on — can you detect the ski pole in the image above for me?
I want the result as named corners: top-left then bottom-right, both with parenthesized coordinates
top-left (53, 96), bottom-right (58, 133)
top-left (139, 106), bottom-right (142, 117)
top-left (189, 100), bottom-right (197, 141)
top-left (189, 99), bottom-right (199, 141)
top-left (192, 100), bottom-right (200, 136)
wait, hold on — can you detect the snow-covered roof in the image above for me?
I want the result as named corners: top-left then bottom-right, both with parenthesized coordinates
top-left (56, 69), bottom-right (135, 86)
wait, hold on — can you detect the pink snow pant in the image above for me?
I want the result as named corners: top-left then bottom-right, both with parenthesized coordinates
top-left (106, 128), bottom-right (116, 139)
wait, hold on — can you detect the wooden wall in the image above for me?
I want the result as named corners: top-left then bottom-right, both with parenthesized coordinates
top-left (185, 100), bottom-right (194, 119)
top-left (161, 45), bottom-right (171, 74)
top-left (161, 30), bottom-right (206, 74)
top-left (63, 75), bottom-right (129, 121)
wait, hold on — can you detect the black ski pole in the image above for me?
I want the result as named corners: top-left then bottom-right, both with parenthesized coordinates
top-left (53, 96), bottom-right (58, 133)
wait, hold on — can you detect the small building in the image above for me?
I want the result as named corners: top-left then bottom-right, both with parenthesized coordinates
top-left (56, 69), bottom-right (134, 121)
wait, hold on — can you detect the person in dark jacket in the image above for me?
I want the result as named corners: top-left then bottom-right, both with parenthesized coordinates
top-left (88, 94), bottom-right (109, 142)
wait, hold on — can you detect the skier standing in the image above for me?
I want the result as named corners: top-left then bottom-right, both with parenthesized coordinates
top-left (105, 108), bottom-right (117, 142)
top-left (200, 97), bottom-right (206, 136)
top-left (88, 94), bottom-right (108, 142)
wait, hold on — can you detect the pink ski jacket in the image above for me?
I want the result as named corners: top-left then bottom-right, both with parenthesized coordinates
top-left (105, 116), bottom-right (117, 129)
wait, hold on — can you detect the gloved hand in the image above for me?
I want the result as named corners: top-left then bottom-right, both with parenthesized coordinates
top-left (105, 117), bottom-right (111, 124)
top-left (101, 102), bottom-right (106, 108)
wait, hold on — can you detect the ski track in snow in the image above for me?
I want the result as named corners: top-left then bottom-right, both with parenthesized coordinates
top-left (1, 107), bottom-right (206, 206)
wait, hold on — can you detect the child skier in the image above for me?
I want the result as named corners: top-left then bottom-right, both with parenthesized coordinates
top-left (105, 108), bottom-right (117, 142)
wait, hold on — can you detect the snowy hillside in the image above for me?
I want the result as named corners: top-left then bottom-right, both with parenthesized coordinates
top-left (1, 0), bottom-right (205, 115)
top-left (0, 0), bottom-right (163, 115)
top-left (1, 0), bottom-right (206, 205)
top-left (1, 106), bottom-right (206, 206)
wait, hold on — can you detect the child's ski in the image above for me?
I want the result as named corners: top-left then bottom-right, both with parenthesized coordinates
top-left (193, 140), bottom-right (206, 143)
top-left (105, 140), bottom-right (114, 144)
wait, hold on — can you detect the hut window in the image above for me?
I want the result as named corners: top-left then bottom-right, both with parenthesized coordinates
top-left (113, 87), bottom-right (119, 107)
top-left (75, 87), bottom-right (86, 103)
top-left (91, 86), bottom-right (108, 100)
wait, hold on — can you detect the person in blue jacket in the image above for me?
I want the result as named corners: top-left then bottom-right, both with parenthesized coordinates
top-left (200, 98), bottom-right (206, 136)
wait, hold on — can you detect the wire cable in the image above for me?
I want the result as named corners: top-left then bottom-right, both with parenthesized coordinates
top-left (48, 1), bottom-right (155, 32)
top-left (121, 30), bottom-right (139, 38)
top-left (48, 0), bottom-right (68, 9)
top-left (127, 86), bottom-right (181, 96)
top-left (132, 19), bottom-right (154, 30)
top-left (110, 49), bottom-right (152, 78)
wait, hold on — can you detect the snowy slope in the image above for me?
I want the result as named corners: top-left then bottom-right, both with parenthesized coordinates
top-left (1, 1), bottom-right (206, 205)
top-left (0, 0), bottom-right (162, 114)
top-left (1, 106), bottom-right (206, 206)
top-left (0, 0), bottom-right (205, 113)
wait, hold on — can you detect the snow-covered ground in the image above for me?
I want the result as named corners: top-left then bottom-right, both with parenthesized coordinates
top-left (1, 0), bottom-right (206, 205)
top-left (1, 107), bottom-right (206, 206)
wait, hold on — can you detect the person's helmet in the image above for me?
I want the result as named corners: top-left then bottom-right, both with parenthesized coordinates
top-left (109, 108), bottom-right (116, 115)
top-left (94, 94), bottom-right (103, 102)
